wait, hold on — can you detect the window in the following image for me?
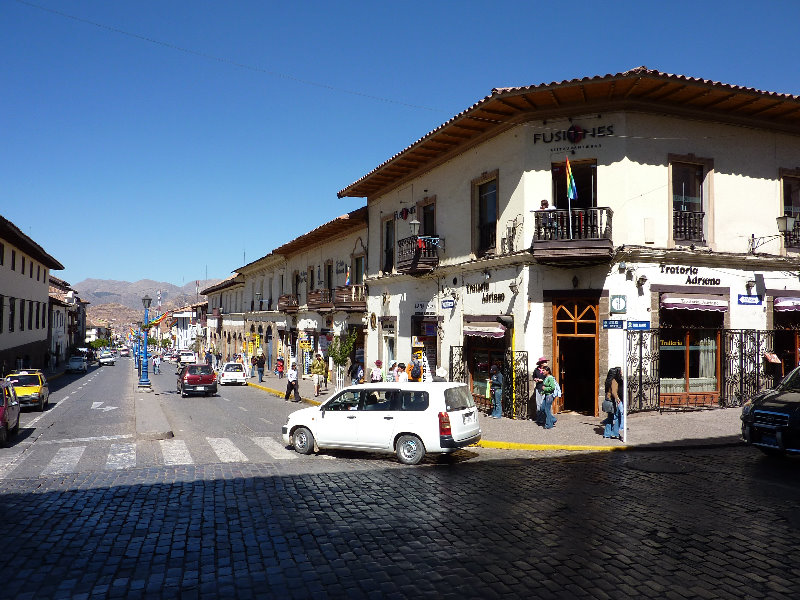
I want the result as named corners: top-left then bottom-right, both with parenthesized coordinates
top-left (20, 300), bottom-right (25, 331)
top-left (11, 250), bottom-right (16, 271)
top-left (383, 217), bottom-right (394, 273)
top-left (21, 256), bottom-right (25, 274)
top-left (659, 329), bottom-right (719, 394)
top-left (325, 262), bottom-right (334, 294)
top-left (472, 172), bottom-right (498, 255)
top-left (292, 271), bottom-right (300, 296)
top-left (28, 300), bottom-right (33, 330)
top-left (325, 390), bottom-right (361, 411)
top-left (307, 266), bottom-right (314, 292)
top-left (781, 171), bottom-right (800, 247)
top-left (37, 265), bottom-right (40, 281)
top-left (670, 155), bottom-right (711, 245)
top-left (29, 262), bottom-right (33, 278)
top-left (352, 255), bottom-right (365, 285)
top-left (420, 201), bottom-right (436, 236)
top-left (9, 297), bottom-right (15, 332)
top-left (0, 243), bottom-right (4, 266)
top-left (0, 295), bottom-right (4, 333)
top-left (551, 160), bottom-right (597, 210)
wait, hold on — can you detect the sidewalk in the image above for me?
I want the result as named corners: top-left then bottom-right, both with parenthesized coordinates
top-left (247, 369), bottom-right (745, 452)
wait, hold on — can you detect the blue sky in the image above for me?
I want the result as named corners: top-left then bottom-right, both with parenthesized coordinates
top-left (3, 0), bottom-right (799, 287)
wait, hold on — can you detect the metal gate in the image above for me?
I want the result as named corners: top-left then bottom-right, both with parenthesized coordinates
top-left (502, 350), bottom-right (529, 420)
top-left (625, 329), bottom-right (661, 412)
top-left (722, 329), bottom-right (775, 407)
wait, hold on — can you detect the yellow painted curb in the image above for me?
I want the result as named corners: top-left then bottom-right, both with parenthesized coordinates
top-left (246, 381), bottom-right (322, 405)
top-left (476, 440), bottom-right (628, 452)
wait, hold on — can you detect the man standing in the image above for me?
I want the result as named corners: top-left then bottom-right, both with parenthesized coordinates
top-left (490, 364), bottom-right (503, 419)
top-left (311, 353), bottom-right (326, 397)
top-left (285, 362), bottom-right (301, 402)
top-left (256, 353), bottom-right (266, 383)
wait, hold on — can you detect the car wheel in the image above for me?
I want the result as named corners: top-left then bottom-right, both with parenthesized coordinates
top-left (292, 427), bottom-right (315, 455)
top-left (38, 395), bottom-right (45, 412)
top-left (759, 447), bottom-right (785, 457)
top-left (396, 434), bottom-right (426, 465)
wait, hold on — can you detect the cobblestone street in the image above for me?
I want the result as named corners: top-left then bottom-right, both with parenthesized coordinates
top-left (2, 446), bottom-right (798, 599)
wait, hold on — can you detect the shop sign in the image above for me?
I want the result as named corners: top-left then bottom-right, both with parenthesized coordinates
top-left (441, 298), bottom-right (455, 309)
top-left (659, 264), bottom-right (721, 286)
top-left (481, 292), bottom-right (505, 304)
top-left (627, 320), bottom-right (651, 331)
top-left (738, 294), bottom-right (763, 306)
top-left (414, 301), bottom-right (435, 315)
top-left (533, 123), bottom-right (615, 145)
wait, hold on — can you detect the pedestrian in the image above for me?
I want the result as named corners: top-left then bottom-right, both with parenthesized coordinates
top-left (349, 361), bottom-right (363, 386)
top-left (205, 350), bottom-right (212, 365)
top-left (387, 361), bottom-right (398, 382)
top-left (409, 354), bottom-right (422, 382)
top-left (396, 363), bottom-right (408, 382)
top-left (285, 362), bottom-right (301, 402)
top-left (603, 367), bottom-right (624, 440)
top-left (370, 359), bottom-right (384, 382)
top-left (489, 364), bottom-right (503, 419)
top-left (311, 353), bottom-right (326, 397)
top-left (250, 355), bottom-right (257, 378)
top-left (256, 353), bottom-right (266, 383)
top-left (276, 356), bottom-right (284, 379)
top-left (530, 356), bottom-right (548, 423)
top-left (541, 365), bottom-right (558, 429)
top-left (323, 355), bottom-right (330, 390)
top-left (153, 354), bottom-right (161, 374)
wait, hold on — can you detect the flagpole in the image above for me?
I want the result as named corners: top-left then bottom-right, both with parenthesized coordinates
top-left (566, 156), bottom-right (574, 239)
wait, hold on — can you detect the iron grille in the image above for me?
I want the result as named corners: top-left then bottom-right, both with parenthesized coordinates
top-left (753, 410), bottom-right (789, 428)
top-left (626, 329), bottom-right (661, 412)
top-left (502, 350), bottom-right (529, 420)
top-left (722, 329), bottom-right (775, 407)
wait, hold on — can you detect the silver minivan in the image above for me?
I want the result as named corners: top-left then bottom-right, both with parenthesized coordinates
top-left (282, 382), bottom-right (481, 464)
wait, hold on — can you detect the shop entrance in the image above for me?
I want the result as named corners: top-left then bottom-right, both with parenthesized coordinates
top-left (553, 299), bottom-right (598, 415)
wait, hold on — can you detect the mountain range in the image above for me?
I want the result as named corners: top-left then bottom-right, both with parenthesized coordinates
top-left (77, 278), bottom-right (221, 328)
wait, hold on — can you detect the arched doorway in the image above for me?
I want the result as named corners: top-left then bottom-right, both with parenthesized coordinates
top-left (553, 298), bottom-right (599, 414)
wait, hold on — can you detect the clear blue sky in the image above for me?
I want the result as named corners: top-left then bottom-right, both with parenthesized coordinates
top-left (3, 0), bottom-right (799, 287)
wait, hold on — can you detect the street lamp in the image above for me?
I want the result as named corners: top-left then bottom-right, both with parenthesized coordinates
top-left (139, 295), bottom-right (152, 387)
top-left (136, 320), bottom-right (142, 377)
top-left (409, 218), bottom-right (420, 237)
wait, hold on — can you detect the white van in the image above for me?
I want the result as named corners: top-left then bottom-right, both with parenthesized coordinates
top-left (282, 382), bottom-right (481, 464)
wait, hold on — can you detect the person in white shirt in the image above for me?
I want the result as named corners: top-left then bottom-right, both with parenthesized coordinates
top-left (396, 363), bottom-right (409, 383)
top-left (284, 363), bottom-right (300, 402)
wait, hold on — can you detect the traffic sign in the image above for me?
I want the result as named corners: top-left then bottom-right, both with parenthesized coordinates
top-left (627, 320), bottom-right (651, 331)
top-left (602, 319), bottom-right (624, 329)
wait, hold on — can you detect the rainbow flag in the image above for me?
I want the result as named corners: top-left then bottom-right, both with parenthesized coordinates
top-left (345, 266), bottom-right (351, 286)
top-left (566, 156), bottom-right (577, 201)
top-left (146, 312), bottom-right (170, 328)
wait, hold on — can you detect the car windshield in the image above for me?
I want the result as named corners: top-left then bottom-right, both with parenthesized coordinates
top-left (224, 364), bottom-right (244, 372)
top-left (69, 357), bottom-right (84, 362)
top-left (777, 367), bottom-right (800, 391)
top-left (10, 375), bottom-right (39, 386)
top-left (444, 385), bottom-right (475, 411)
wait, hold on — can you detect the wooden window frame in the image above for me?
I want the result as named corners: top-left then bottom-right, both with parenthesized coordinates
top-left (668, 153), bottom-right (714, 248)
top-left (471, 170), bottom-right (499, 257)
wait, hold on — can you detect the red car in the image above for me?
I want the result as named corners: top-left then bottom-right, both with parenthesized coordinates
top-left (177, 364), bottom-right (218, 397)
top-left (1, 379), bottom-right (21, 447)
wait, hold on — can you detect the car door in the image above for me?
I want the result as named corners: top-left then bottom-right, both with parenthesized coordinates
top-left (355, 389), bottom-right (399, 450)
top-left (6, 386), bottom-right (20, 430)
top-left (313, 390), bottom-right (362, 447)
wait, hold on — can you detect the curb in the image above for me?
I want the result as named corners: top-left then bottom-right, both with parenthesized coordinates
top-left (476, 440), bottom-right (628, 452)
top-left (246, 381), bottom-right (323, 406)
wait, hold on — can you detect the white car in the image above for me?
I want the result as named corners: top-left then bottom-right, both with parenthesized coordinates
top-left (98, 351), bottom-right (115, 366)
top-left (282, 382), bottom-right (482, 465)
top-left (178, 351), bottom-right (196, 365)
top-left (219, 362), bottom-right (247, 385)
top-left (66, 356), bottom-right (88, 373)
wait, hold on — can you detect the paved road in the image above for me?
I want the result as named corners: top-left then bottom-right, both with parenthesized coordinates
top-left (2, 360), bottom-right (799, 599)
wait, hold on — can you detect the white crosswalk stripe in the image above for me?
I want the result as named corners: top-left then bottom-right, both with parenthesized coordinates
top-left (42, 446), bottom-right (86, 476)
top-left (252, 436), bottom-right (298, 460)
top-left (160, 439), bottom-right (194, 465)
top-left (207, 437), bottom-right (249, 463)
top-left (106, 443), bottom-right (136, 470)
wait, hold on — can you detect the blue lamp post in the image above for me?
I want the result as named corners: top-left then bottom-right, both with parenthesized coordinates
top-left (139, 295), bottom-right (152, 387)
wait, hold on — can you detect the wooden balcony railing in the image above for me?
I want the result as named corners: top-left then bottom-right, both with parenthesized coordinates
top-left (530, 207), bottom-right (614, 265)
top-left (277, 294), bottom-right (299, 313)
top-left (307, 288), bottom-right (335, 312)
top-left (397, 236), bottom-right (442, 275)
top-left (333, 285), bottom-right (366, 312)
top-left (673, 210), bottom-right (705, 244)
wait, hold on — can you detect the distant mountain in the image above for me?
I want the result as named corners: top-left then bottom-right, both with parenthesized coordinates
top-left (77, 278), bottom-right (221, 312)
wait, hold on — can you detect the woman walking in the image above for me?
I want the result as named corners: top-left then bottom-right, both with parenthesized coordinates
top-left (541, 366), bottom-right (558, 429)
top-left (603, 367), bottom-right (624, 439)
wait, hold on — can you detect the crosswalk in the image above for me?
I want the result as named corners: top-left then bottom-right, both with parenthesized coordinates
top-left (1, 434), bottom-right (299, 479)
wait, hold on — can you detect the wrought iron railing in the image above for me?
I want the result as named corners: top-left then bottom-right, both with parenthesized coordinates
top-left (397, 236), bottom-right (441, 274)
top-left (673, 210), bottom-right (705, 243)
top-left (277, 294), bottom-right (298, 313)
top-left (307, 288), bottom-right (333, 311)
top-left (333, 285), bottom-right (366, 311)
top-left (532, 207), bottom-right (613, 241)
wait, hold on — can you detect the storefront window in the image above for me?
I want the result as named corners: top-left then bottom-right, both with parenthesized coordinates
top-left (660, 328), bottom-right (718, 394)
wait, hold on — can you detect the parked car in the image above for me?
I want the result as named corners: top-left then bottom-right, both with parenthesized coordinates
top-left (119, 347), bottom-right (130, 357)
top-left (219, 362), bottom-right (247, 385)
top-left (1, 379), bottom-right (21, 447)
top-left (66, 355), bottom-right (88, 373)
top-left (177, 364), bottom-right (218, 397)
top-left (742, 366), bottom-right (800, 456)
top-left (282, 382), bottom-right (482, 465)
top-left (6, 370), bottom-right (49, 411)
top-left (98, 351), bottom-right (115, 366)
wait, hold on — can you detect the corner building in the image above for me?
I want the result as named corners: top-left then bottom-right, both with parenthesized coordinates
top-left (339, 67), bottom-right (800, 417)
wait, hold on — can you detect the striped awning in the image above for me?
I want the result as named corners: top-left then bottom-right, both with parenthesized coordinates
top-left (774, 297), bottom-right (800, 311)
top-left (660, 293), bottom-right (728, 312)
top-left (463, 322), bottom-right (506, 338)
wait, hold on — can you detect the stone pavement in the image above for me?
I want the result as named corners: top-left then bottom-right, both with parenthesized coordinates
top-left (246, 369), bottom-right (745, 452)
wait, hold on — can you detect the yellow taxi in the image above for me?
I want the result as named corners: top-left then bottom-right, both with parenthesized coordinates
top-left (6, 369), bottom-right (49, 412)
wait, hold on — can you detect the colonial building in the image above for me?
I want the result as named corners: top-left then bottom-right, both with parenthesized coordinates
top-left (336, 67), bottom-right (800, 416)
top-left (1, 214), bottom-right (65, 374)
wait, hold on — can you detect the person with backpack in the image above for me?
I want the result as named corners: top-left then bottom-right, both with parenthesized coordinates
top-left (409, 354), bottom-right (422, 382)
top-left (370, 360), bottom-right (384, 382)
top-left (349, 361), bottom-right (363, 385)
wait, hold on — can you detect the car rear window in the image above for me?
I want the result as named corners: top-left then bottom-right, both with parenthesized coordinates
top-left (225, 364), bottom-right (244, 372)
top-left (188, 365), bottom-right (213, 375)
top-left (444, 386), bottom-right (475, 411)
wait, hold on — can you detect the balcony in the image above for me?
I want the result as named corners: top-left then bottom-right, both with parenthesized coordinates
top-left (277, 294), bottom-right (299, 313)
top-left (530, 207), bottom-right (614, 266)
top-left (307, 288), bottom-right (335, 312)
top-left (673, 210), bottom-right (705, 244)
top-left (333, 285), bottom-right (366, 312)
top-left (396, 236), bottom-right (442, 275)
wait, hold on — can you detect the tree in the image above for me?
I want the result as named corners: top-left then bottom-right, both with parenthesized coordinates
top-left (326, 329), bottom-right (357, 367)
